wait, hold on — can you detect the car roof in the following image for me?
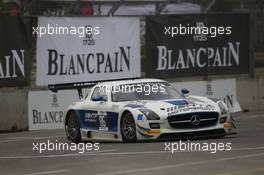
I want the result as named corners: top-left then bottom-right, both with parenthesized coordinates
top-left (96, 78), bottom-right (167, 86)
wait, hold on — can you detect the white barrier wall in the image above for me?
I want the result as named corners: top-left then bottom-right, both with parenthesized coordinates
top-left (28, 90), bottom-right (79, 130)
top-left (0, 76), bottom-right (264, 131)
top-left (171, 79), bottom-right (241, 112)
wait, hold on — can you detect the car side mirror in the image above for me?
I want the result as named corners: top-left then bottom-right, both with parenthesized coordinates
top-left (92, 95), bottom-right (107, 102)
top-left (181, 88), bottom-right (189, 95)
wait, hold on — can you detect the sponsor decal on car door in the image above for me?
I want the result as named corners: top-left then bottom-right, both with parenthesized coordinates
top-left (78, 109), bottom-right (118, 132)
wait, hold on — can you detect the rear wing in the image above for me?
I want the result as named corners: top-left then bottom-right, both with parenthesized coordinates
top-left (48, 77), bottom-right (140, 100)
top-left (48, 82), bottom-right (97, 100)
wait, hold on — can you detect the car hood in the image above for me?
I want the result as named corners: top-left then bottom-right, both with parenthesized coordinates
top-left (123, 96), bottom-right (218, 115)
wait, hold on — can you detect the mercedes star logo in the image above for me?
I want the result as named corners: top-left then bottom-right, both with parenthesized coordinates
top-left (190, 115), bottom-right (200, 126)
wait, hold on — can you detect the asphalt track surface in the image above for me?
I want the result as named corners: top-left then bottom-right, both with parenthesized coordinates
top-left (0, 111), bottom-right (264, 175)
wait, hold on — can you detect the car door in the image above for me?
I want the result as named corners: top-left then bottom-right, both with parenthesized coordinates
top-left (83, 86), bottom-right (119, 132)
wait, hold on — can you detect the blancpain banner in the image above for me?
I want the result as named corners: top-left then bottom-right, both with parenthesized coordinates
top-left (36, 17), bottom-right (140, 86)
top-left (28, 90), bottom-right (79, 130)
top-left (172, 79), bottom-right (241, 112)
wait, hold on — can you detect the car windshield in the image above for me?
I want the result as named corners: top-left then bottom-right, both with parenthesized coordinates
top-left (112, 82), bottom-right (181, 102)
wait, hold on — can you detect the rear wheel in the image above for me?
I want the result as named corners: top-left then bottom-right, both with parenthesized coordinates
top-left (121, 112), bottom-right (137, 142)
top-left (65, 112), bottom-right (81, 143)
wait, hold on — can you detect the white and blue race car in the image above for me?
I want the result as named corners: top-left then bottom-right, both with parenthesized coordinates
top-left (49, 78), bottom-right (234, 143)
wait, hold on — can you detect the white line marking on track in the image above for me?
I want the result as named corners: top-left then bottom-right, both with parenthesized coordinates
top-left (0, 146), bottom-right (263, 159)
top-left (93, 152), bottom-right (264, 175)
top-left (233, 146), bottom-right (264, 151)
top-left (70, 146), bottom-right (264, 156)
top-left (237, 114), bottom-right (264, 120)
top-left (216, 167), bottom-right (264, 175)
top-left (0, 149), bottom-right (117, 159)
top-left (23, 169), bottom-right (69, 175)
top-left (7, 135), bottom-right (65, 139)
top-left (0, 136), bottom-right (65, 143)
top-left (90, 146), bottom-right (264, 155)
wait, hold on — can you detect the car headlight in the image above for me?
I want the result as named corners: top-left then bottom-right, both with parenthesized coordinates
top-left (218, 101), bottom-right (228, 115)
top-left (139, 109), bottom-right (160, 120)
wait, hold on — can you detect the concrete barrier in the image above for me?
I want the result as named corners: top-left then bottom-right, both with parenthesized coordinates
top-left (236, 69), bottom-right (264, 111)
top-left (0, 89), bottom-right (28, 132)
top-left (0, 72), bottom-right (264, 132)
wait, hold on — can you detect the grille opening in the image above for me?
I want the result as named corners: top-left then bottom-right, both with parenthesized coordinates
top-left (168, 112), bottom-right (219, 129)
top-left (149, 123), bottom-right (160, 129)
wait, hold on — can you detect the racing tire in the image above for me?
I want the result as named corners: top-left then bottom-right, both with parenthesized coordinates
top-left (65, 111), bottom-right (82, 143)
top-left (121, 112), bottom-right (137, 142)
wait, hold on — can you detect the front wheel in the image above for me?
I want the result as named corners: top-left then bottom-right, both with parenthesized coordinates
top-left (121, 112), bottom-right (137, 142)
top-left (65, 112), bottom-right (82, 143)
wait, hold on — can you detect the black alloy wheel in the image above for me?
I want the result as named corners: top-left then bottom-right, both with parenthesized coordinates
top-left (66, 112), bottom-right (82, 143)
top-left (121, 112), bottom-right (137, 142)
